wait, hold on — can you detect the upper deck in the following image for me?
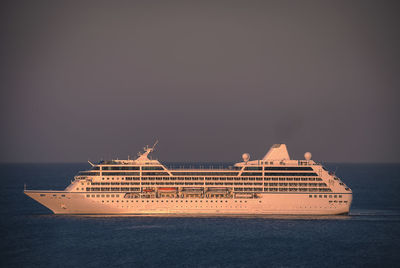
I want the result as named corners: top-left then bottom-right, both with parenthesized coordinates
top-left (77, 143), bottom-right (320, 178)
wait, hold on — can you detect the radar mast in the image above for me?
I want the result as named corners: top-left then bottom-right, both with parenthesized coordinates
top-left (136, 140), bottom-right (158, 162)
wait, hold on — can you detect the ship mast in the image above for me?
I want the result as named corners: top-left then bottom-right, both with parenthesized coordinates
top-left (136, 140), bottom-right (158, 162)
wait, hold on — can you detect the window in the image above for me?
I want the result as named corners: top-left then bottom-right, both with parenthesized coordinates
top-left (241, 172), bottom-right (262, 176)
top-left (264, 167), bottom-right (313, 171)
top-left (77, 171), bottom-right (100, 176)
top-left (102, 166), bottom-right (140, 170)
top-left (244, 167), bottom-right (262, 170)
top-left (172, 172), bottom-right (238, 176)
top-left (142, 166), bottom-right (164, 170)
top-left (103, 172), bottom-right (140, 176)
top-left (265, 172), bottom-right (318, 176)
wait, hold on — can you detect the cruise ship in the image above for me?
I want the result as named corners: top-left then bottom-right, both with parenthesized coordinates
top-left (24, 143), bottom-right (352, 215)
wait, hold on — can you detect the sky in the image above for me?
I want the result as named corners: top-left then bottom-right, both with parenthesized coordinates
top-left (1, 0), bottom-right (399, 163)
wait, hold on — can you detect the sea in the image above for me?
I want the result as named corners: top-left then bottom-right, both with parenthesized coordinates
top-left (1, 163), bottom-right (399, 267)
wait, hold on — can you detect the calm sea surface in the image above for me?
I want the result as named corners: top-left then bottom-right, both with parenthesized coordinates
top-left (1, 163), bottom-right (400, 267)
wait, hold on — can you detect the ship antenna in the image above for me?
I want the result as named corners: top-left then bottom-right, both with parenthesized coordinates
top-left (151, 140), bottom-right (159, 152)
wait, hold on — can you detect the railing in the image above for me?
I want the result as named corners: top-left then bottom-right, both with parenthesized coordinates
top-left (164, 163), bottom-right (236, 170)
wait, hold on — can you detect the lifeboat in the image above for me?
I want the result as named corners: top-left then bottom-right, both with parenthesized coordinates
top-left (143, 189), bottom-right (155, 192)
top-left (158, 187), bottom-right (177, 192)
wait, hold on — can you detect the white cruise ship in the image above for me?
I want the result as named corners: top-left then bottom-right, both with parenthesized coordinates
top-left (24, 143), bottom-right (352, 215)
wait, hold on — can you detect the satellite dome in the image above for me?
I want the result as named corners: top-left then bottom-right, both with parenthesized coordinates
top-left (304, 152), bottom-right (312, 160)
top-left (242, 153), bottom-right (250, 162)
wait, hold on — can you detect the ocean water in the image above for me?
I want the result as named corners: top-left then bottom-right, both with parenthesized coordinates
top-left (1, 163), bottom-right (400, 267)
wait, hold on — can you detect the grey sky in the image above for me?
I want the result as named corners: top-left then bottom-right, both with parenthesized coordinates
top-left (1, 0), bottom-right (399, 163)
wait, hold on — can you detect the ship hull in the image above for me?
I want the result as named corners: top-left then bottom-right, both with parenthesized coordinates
top-left (24, 190), bottom-right (352, 215)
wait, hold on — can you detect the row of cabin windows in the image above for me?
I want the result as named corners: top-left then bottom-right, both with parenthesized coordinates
top-left (206, 177), bottom-right (263, 181)
top-left (309, 194), bottom-right (343, 198)
top-left (142, 182), bottom-right (204, 185)
top-left (241, 172), bottom-right (318, 176)
top-left (244, 166), bottom-right (314, 171)
top-left (203, 182), bottom-right (327, 187)
top-left (94, 166), bottom-right (315, 172)
top-left (91, 182), bottom-right (140, 186)
top-left (265, 183), bottom-right (327, 187)
top-left (85, 187), bottom-right (332, 193)
top-left (97, 171), bottom-right (321, 176)
top-left (102, 172), bottom-right (140, 176)
top-left (87, 198), bottom-right (259, 205)
top-left (100, 166), bottom-right (163, 170)
top-left (262, 188), bottom-right (332, 192)
top-left (86, 178), bottom-right (324, 186)
top-left (171, 172), bottom-right (239, 176)
top-left (102, 166), bottom-right (140, 170)
top-left (78, 172), bottom-right (100, 176)
top-left (87, 194), bottom-right (120, 198)
top-left (265, 177), bottom-right (322, 181)
top-left (86, 196), bottom-right (259, 204)
top-left (98, 177), bottom-right (322, 181)
top-left (84, 172), bottom-right (180, 176)
top-left (233, 187), bottom-right (263, 192)
top-left (86, 198), bottom-right (347, 205)
top-left (87, 171), bottom-right (171, 176)
top-left (206, 183), bottom-right (332, 191)
top-left (142, 172), bottom-right (170, 176)
top-left (87, 187), bottom-right (140, 192)
top-left (99, 182), bottom-right (328, 187)
top-left (80, 170), bottom-right (168, 176)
